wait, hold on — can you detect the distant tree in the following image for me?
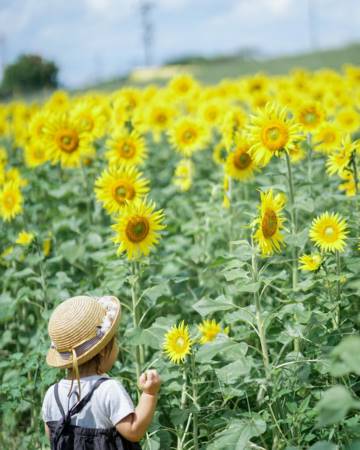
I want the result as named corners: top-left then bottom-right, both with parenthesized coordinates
top-left (1, 54), bottom-right (59, 95)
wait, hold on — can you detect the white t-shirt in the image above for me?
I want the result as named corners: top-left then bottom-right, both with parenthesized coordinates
top-left (42, 374), bottom-right (135, 429)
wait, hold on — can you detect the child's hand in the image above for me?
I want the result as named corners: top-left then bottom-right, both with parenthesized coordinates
top-left (138, 369), bottom-right (161, 396)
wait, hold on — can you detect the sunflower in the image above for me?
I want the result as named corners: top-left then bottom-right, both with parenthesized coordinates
top-left (197, 319), bottom-right (229, 344)
top-left (16, 230), bottom-right (34, 246)
top-left (173, 158), bottom-right (193, 192)
top-left (314, 122), bottom-right (343, 154)
top-left (43, 235), bottom-right (52, 257)
top-left (225, 138), bottom-right (257, 181)
top-left (95, 165), bottom-right (149, 215)
top-left (145, 102), bottom-right (176, 140)
top-left (114, 88), bottom-right (141, 116)
top-left (247, 103), bottom-right (302, 166)
top-left (29, 111), bottom-right (47, 141)
top-left (338, 170), bottom-right (357, 197)
top-left (169, 74), bottom-right (198, 98)
top-left (336, 107), bottom-right (359, 133)
top-left (295, 102), bottom-right (325, 131)
top-left (43, 113), bottom-right (94, 168)
top-left (199, 100), bottom-right (224, 128)
top-left (0, 146), bottom-right (7, 165)
top-left (299, 253), bottom-right (322, 271)
top-left (0, 182), bottom-right (23, 222)
top-left (309, 212), bottom-right (348, 253)
top-left (221, 107), bottom-right (248, 150)
top-left (168, 116), bottom-right (209, 157)
top-left (288, 142), bottom-right (306, 163)
top-left (111, 199), bottom-right (165, 259)
top-left (223, 174), bottom-right (231, 209)
top-left (71, 100), bottom-right (106, 139)
top-left (0, 114), bottom-right (9, 139)
top-left (44, 90), bottom-right (70, 111)
top-left (326, 136), bottom-right (354, 176)
top-left (4, 168), bottom-right (27, 188)
top-left (105, 130), bottom-right (147, 167)
top-left (24, 142), bottom-right (48, 167)
top-left (253, 189), bottom-right (286, 256)
top-left (163, 321), bottom-right (192, 364)
top-left (213, 142), bottom-right (228, 165)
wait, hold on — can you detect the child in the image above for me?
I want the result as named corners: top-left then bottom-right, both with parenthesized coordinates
top-left (42, 295), bottom-right (161, 449)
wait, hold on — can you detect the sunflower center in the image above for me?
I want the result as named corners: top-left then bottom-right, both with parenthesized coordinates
top-left (206, 110), bottom-right (217, 121)
top-left (113, 181), bottom-right (135, 204)
top-left (262, 123), bottom-right (289, 151)
top-left (34, 148), bottom-right (45, 159)
top-left (233, 151), bottom-right (252, 170)
top-left (323, 131), bottom-right (336, 143)
top-left (324, 226), bottom-right (335, 239)
top-left (179, 82), bottom-right (190, 93)
top-left (182, 129), bottom-right (196, 144)
top-left (304, 112), bottom-right (317, 124)
top-left (156, 113), bottom-right (167, 124)
top-left (56, 129), bottom-right (79, 153)
top-left (125, 216), bottom-right (150, 243)
top-left (80, 116), bottom-right (94, 131)
top-left (119, 142), bottom-right (136, 159)
top-left (262, 208), bottom-right (278, 238)
top-left (175, 337), bottom-right (185, 349)
top-left (4, 193), bottom-right (14, 209)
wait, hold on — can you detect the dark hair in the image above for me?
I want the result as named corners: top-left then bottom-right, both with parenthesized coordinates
top-left (69, 336), bottom-right (116, 377)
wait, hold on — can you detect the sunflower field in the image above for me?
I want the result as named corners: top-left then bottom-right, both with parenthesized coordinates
top-left (1, 67), bottom-right (360, 450)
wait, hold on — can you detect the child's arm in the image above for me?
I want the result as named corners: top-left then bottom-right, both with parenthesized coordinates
top-left (116, 369), bottom-right (161, 442)
top-left (44, 423), bottom-right (50, 439)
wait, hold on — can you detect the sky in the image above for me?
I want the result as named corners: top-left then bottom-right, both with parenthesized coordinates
top-left (0, 0), bottom-right (359, 88)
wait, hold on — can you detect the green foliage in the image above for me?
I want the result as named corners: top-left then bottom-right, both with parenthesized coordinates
top-left (1, 54), bottom-right (58, 96)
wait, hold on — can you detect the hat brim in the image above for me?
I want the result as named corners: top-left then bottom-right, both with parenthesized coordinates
top-left (46, 296), bottom-right (121, 369)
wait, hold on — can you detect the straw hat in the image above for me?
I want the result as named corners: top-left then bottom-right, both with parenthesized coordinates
top-left (46, 295), bottom-right (121, 370)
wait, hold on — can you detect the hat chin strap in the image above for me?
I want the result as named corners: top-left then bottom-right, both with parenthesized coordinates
top-left (67, 348), bottom-right (81, 401)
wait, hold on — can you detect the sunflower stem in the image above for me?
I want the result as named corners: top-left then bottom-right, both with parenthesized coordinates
top-left (352, 151), bottom-right (359, 195)
top-left (191, 353), bottom-right (200, 450)
top-left (307, 133), bottom-right (313, 198)
top-left (335, 251), bottom-right (341, 329)
top-left (351, 150), bottom-right (360, 234)
top-left (80, 163), bottom-right (92, 225)
top-left (251, 238), bottom-right (270, 378)
top-left (285, 152), bottom-right (298, 291)
top-left (177, 367), bottom-right (188, 450)
top-left (130, 262), bottom-right (142, 385)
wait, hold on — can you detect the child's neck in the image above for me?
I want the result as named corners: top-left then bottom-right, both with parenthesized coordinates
top-left (66, 362), bottom-right (103, 380)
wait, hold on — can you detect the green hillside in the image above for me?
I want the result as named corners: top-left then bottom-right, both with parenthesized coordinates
top-left (85, 43), bottom-right (360, 92)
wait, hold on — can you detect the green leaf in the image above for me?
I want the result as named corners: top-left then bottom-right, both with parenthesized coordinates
top-left (223, 268), bottom-right (248, 282)
top-left (224, 308), bottom-right (256, 326)
top-left (215, 357), bottom-right (252, 384)
top-left (316, 385), bottom-right (360, 427)
top-left (12, 267), bottom-right (35, 279)
top-left (196, 339), bottom-right (247, 363)
top-left (0, 293), bottom-right (15, 324)
top-left (142, 282), bottom-right (171, 303)
top-left (237, 282), bottom-right (261, 293)
top-left (193, 295), bottom-right (235, 316)
top-left (207, 417), bottom-right (266, 450)
top-left (330, 336), bottom-right (360, 377)
top-left (308, 442), bottom-right (337, 450)
top-left (58, 240), bottom-right (84, 264)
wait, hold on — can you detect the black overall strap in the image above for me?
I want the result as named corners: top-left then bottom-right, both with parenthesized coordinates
top-left (54, 384), bottom-right (65, 419)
